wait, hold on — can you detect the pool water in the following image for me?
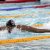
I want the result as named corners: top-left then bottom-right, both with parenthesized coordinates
top-left (0, 3), bottom-right (50, 50)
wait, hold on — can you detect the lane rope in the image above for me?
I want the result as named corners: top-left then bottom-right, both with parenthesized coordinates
top-left (0, 5), bottom-right (50, 11)
top-left (0, 36), bottom-right (50, 45)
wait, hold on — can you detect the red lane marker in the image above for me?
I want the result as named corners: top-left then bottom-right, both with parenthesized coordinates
top-left (34, 5), bottom-right (50, 8)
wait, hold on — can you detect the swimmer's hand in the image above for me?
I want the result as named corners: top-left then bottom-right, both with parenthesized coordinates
top-left (17, 25), bottom-right (50, 33)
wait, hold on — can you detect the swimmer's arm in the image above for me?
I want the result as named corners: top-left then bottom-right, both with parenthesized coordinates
top-left (17, 25), bottom-right (50, 33)
top-left (0, 26), bottom-right (6, 30)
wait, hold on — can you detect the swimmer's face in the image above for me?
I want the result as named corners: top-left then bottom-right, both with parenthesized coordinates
top-left (10, 20), bottom-right (15, 26)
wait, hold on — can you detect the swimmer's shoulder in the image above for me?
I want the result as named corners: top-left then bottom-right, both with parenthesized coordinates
top-left (0, 26), bottom-right (6, 30)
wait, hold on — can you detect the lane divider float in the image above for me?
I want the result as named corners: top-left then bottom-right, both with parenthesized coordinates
top-left (0, 36), bottom-right (50, 45)
top-left (0, 4), bottom-right (50, 11)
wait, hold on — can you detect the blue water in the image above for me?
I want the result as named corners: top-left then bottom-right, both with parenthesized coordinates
top-left (0, 3), bottom-right (50, 50)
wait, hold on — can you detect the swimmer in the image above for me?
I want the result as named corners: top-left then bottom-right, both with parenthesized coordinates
top-left (0, 20), bottom-right (50, 33)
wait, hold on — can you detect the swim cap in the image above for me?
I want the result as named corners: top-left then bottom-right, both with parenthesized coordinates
top-left (6, 20), bottom-right (15, 27)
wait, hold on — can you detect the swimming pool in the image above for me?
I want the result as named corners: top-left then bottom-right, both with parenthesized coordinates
top-left (0, 3), bottom-right (50, 50)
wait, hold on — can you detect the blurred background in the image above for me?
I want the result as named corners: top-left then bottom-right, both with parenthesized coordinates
top-left (0, 0), bottom-right (40, 2)
top-left (0, 0), bottom-right (50, 4)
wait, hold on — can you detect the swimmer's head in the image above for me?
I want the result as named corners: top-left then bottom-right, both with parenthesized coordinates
top-left (6, 20), bottom-right (16, 33)
top-left (6, 20), bottom-right (15, 27)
